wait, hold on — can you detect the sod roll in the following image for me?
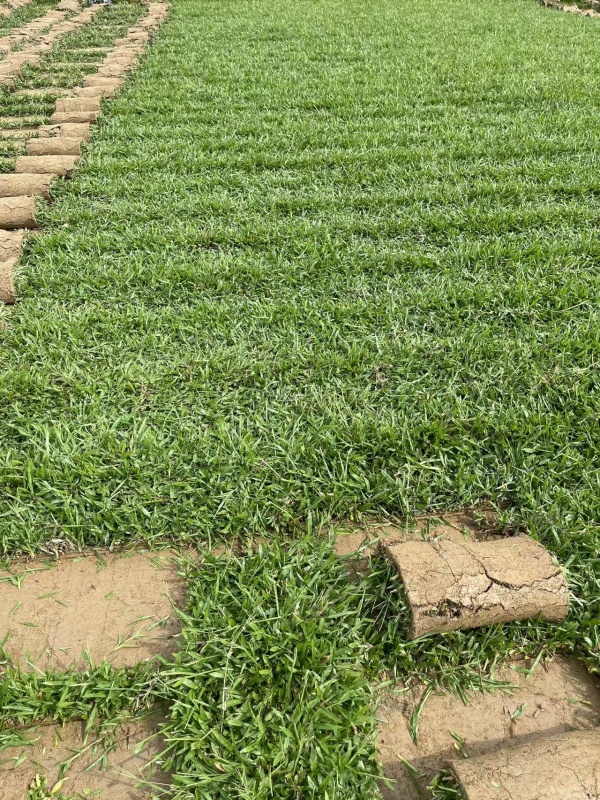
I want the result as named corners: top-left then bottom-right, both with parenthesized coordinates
top-left (0, 174), bottom-right (55, 199)
top-left (83, 76), bottom-right (123, 88)
top-left (0, 196), bottom-right (37, 229)
top-left (15, 155), bottom-right (78, 176)
top-left (55, 97), bottom-right (101, 113)
top-left (0, 255), bottom-right (16, 303)
top-left (26, 137), bottom-right (82, 156)
top-left (451, 728), bottom-right (600, 800)
top-left (50, 111), bottom-right (99, 124)
top-left (0, 230), bottom-right (24, 261)
top-left (385, 536), bottom-right (569, 638)
top-left (76, 84), bottom-right (119, 99)
top-left (40, 122), bottom-right (91, 140)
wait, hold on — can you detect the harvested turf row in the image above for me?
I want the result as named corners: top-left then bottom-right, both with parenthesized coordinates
top-left (0, 0), bottom-right (56, 33)
top-left (0, 0), bottom-right (168, 302)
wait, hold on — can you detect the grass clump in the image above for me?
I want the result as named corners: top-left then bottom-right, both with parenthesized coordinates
top-left (157, 539), bottom-right (379, 799)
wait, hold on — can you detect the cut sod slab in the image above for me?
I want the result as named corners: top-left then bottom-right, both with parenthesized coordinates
top-left (0, 173), bottom-right (56, 198)
top-left (451, 728), bottom-right (600, 800)
top-left (0, 713), bottom-right (168, 800)
top-left (0, 550), bottom-right (185, 670)
top-left (0, 195), bottom-right (37, 229)
top-left (385, 536), bottom-right (568, 638)
top-left (378, 656), bottom-right (600, 800)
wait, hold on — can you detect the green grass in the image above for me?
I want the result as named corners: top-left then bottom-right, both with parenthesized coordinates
top-left (1, 0), bottom-right (600, 796)
top-left (157, 540), bottom-right (379, 799)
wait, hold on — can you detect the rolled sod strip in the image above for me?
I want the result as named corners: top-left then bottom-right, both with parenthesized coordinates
top-left (15, 155), bottom-right (78, 176)
top-left (0, 256), bottom-right (16, 303)
top-left (50, 111), bottom-right (99, 124)
top-left (0, 230), bottom-right (24, 261)
top-left (0, 196), bottom-right (37, 229)
top-left (451, 728), bottom-right (600, 800)
top-left (0, 174), bottom-right (56, 199)
top-left (40, 122), bottom-right (91, 140)
top-left (84, 75), bottom-right (124, 87)
top-left (55, 97), bottom-right (102, 113)
top-left (76, 83), bottom-right (120, 98)
top-left (384, 536), bottom-right (569, 638)
top-left (26, 137), bottom-right (82, 156)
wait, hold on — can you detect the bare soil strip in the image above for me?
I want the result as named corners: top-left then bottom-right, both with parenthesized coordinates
top-left (385, 535), bottom-right (568, 637)
top-left (0, 713), bottom-right (168, 800)
top-left (0, 0), bottom-right (169, 304)
top-left (0, 550), bottom-right (185, 670)
top-left (378, 657), bottom-right (600, 799)
top-left (451, 727), bottom-right (600, 799)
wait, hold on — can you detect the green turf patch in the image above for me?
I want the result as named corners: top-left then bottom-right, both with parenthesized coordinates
top-left (157, 539), bottom-right (379, 799)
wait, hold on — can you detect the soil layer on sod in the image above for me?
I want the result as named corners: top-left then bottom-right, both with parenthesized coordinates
top-left (1, 0), bottom-right (600, 797)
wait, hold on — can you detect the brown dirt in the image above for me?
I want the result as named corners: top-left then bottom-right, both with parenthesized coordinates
top-left (452, 728), bottom-right (600, 800)
top-left (0, 713), bottom-right (169, 800)
top-left (378, 656), bottom-right (600, 799)
top-left (0, 550), bottom-right (185, 670)
top-left (385, 536), bottom-right (568, 637)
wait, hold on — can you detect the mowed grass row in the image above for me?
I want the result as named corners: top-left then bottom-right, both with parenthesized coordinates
top-left (1, 0), bottom-right (600, 795)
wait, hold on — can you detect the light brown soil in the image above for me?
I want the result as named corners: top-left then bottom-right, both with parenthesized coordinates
top-left (0, 713), bottom-right (169, 800)
top-left (378, 656), bottom-right (600, 799)
top-left (452, 727), bottom-right (600, 799)
top-left (0, 550), bottom-right (185, 670)
top-left (385, 536), bottom-right (568, 637)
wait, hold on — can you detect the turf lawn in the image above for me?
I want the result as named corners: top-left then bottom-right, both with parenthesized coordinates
top-left (1, 0), bottom-right (600, 797)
